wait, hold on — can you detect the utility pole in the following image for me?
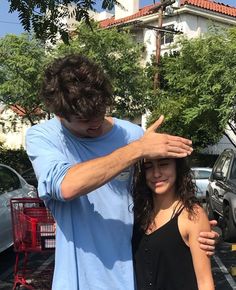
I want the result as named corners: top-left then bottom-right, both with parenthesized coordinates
top-left (154, 1), bottom-right (164, 91)
top-left (152, 0), bottom-right (175, 91)
top-left (110, 0), bottom-right (180, 92)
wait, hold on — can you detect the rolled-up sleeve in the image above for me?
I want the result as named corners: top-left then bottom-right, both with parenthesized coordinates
top-left (26, 126), bottom-right (72, 201)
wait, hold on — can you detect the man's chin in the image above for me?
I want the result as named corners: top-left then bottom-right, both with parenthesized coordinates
top-left (87, 128), bottom-right (103, 137)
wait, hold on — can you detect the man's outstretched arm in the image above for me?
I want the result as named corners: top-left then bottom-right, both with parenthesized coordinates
top-left (61, 115), bottom-right (193, 199)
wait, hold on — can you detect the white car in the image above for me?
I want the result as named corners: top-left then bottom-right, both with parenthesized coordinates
top-left (191, 167), bottom-right (212, 202)
top-left (0, 164), bottom-right (37, 253)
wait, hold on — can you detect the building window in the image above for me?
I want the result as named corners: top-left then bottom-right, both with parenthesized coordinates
top-left (12, 121), bottom-right (17, 132)
top-left (0, 122), bottom-right (5, 134)
top-left (161, 25), bottom-right (174, 45)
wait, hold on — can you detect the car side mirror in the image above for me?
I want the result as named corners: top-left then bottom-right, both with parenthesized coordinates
top-left (213, 171), bottom-right (225, 181)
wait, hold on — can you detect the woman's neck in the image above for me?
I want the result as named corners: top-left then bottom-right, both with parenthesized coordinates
top-left (145, 194), bottom-right (181, 234)
top-left (152, 193), bottom-right (180, 215)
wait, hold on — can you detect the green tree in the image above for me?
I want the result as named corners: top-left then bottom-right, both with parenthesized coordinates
top-left (53, 22), bottom-right (149, 119)
top-left (148, 27), bottom-right (236, 151)
top-left (0, 34), bottom-right (48, 125)
top-left (7, 0), bottom-right (121, 43)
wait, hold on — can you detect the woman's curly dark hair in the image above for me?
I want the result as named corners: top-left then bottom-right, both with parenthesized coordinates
top-left (132, 158), bottom-right (200, 231)
top-left (40, 54), bottom-right (114, 121)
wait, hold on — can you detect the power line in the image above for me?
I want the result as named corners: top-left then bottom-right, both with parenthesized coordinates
top-left (0, 20), bottom-right (21, 25)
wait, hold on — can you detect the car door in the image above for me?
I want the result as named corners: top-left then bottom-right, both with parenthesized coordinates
top-left (211, 154), bottom-right (232, 214)
top-left (0, 165), bottom-right (25, 253)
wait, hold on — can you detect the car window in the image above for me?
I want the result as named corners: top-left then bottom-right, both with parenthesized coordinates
top-left (221, 157), bottom-right (231, 178)
top-left (0, 166), bottom-right (21, 194)
top-left (215, 155), bottom-right (227, 173)
top-left (193, 170), bottom-right (211, 179)
top-left (230, 158), bottom-right (236, 179)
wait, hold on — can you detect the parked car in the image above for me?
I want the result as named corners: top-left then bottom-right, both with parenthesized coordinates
top-left (0, 164), bottom-right (37, 253)
top-left (191, 167), bottom-right (212, 202)
top-left (206, 149), bottom-right (236, 242)
top-left (21, 167), bottom-right (38, 187)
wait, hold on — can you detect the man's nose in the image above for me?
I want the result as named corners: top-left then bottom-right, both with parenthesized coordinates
top-left (90, 117), bottom-right (104, 126)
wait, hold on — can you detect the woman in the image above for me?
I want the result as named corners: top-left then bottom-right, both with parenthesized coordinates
top-left (132, 157), bottom-right (214, 290)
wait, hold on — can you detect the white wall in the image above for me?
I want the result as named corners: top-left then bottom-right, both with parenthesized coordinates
top-left (140, 12), bottom-right (232, 64)
top-left (115, 0), bottom-right (139, 20)
top-left (0, 108), bottom-right (31, 149)
top-left (143, 27), bottom-right (156, 62)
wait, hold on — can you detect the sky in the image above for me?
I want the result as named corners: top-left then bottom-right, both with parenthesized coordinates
top-left (0, 0), bottom-right (235, 37)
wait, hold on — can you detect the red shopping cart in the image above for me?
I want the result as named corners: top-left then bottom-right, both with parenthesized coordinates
top-left (10, 198), bottom-right (56, 290)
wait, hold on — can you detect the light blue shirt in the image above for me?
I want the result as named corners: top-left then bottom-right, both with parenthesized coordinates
top-left (26, 117), bottom-right (143, 290)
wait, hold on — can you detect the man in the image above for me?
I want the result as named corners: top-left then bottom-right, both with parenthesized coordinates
top-left (26, 54), bottom-right (217, 290)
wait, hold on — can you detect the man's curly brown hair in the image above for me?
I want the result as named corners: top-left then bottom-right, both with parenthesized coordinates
top-left (132, 158), bottom-right (200, 231)
top-left (40, 54), bottom-right (114, 121)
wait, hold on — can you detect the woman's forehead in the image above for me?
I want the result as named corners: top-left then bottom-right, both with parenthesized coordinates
top-left (144, 158), bottom-right (172, 163)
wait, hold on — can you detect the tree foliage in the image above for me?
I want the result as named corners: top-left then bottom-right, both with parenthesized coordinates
top-left (0, 34), bottom-right (48, 125)
top-left (0, 25), bottom-right (149, 123)
top-left (0, 146), bottom-right (31, 173)
top-left (53, 22), bottom-right (149, 119)
top-left (148, 27), bottom-right (236, 151)
top-left (7, 0), bottom-right (121, 43)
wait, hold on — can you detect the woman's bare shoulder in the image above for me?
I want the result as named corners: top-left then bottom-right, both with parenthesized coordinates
top-left (181, 204), bottom-right (209, 224)
top-left (181, 204), bottom-right (210, 235)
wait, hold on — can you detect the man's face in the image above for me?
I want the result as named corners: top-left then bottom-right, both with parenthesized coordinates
top-left (61, 114), bottom-right (106, 138)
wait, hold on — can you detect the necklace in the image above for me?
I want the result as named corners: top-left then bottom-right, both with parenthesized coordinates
top-left (146, 221), bottom-right (158, 234)
top-left (146, 200), bottom-right (182, 234)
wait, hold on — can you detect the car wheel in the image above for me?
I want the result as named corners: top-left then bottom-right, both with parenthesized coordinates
top-left (206, 196), bottom-right (217, 220)
top-left (222, 205), bottom-right (236, 242)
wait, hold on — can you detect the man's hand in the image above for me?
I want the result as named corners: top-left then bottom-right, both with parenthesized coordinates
top-left (198, 220), bottom-right (219, 256)
top-left (138, 115), bottom-right (193, 159)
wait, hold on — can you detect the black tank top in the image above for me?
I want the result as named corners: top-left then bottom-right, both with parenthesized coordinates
top-left (132, 208), bottom-right (198, 290)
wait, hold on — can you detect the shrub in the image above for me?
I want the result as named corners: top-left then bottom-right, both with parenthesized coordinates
top-left (0, 146), bottom-right (31, 174)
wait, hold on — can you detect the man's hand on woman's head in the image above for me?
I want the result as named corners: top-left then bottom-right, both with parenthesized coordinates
top-left (139, 115), bottom-right (193, 159)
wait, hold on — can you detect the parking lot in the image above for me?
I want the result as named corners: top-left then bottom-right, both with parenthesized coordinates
top-left (0, 235), bottom-right (236, 290)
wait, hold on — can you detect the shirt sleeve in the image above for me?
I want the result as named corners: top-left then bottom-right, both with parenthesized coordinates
top-left (26, 125), bottom-right (72, 201)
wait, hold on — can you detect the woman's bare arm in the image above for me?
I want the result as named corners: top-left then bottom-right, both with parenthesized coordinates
top-left (184, 206), bottom-right (215, 290)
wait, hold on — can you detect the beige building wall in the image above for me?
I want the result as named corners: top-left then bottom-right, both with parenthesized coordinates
top-left (115, 0), bottom-right (139, 20)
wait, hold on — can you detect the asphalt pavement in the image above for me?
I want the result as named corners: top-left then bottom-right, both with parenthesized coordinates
top-left (0, 238), bottom-right (236, 289)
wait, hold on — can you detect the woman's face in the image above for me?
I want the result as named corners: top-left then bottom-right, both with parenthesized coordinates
top-left (144, 158), bottom-right (177, 196)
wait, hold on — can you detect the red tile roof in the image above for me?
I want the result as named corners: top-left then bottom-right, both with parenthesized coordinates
top-left (182, 0), bottom-right (236, 16)
top-left (100, 0), bottom-right (236, 28)
top-left (10, 105), bottom-right (44, 117)
top-left (10, 105), bottom-right (26, 117)
top-left (100, 3), bottom-right (159, 28)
